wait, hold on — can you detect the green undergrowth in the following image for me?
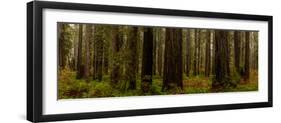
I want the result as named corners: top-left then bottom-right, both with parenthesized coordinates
top-left (58, 69), bottom-right (258, 99)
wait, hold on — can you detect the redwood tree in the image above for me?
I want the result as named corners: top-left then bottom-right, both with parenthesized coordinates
top-left (111, 26), bottom-right (122, 85)
top-left (193, 29), bottom-right (199, 76)
top-left (244, 31), bottom-right (250, 80)
top-left (126, 27), bottom-right (138, 90)
top-left (141, 28), bottom-right (153, 93)
top-left (83, 25), bottom-right (92, 80)
top-left (205, 30), bottom-right (211, 76)
top-left (157, 28), bottom-right (164, 76)
top-left (234, 31), bottom-right (241, 73)
top-left (212, 30), bottom-right (230, 90)
top-left (162, 28), bottom-right (183, 91)
top-left (186, 29), bottom-right (191, 76)
top-left (94, 26), bottom-right (104, 81)
top-left (76, 24), bottom-right (84, 79)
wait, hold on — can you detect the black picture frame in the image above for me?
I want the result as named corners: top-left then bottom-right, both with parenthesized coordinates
top-left (27, 1), bottom-right (273, 122)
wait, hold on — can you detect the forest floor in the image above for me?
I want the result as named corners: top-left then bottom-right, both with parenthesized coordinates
top-left (58, 69), bottom-right (258, 99)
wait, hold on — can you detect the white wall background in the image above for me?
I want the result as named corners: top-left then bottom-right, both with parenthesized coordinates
top-left (0, 0), bottom-right (279, 123)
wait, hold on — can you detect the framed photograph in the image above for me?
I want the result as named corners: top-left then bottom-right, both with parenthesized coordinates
top-left (27, 1), bottom-right (273, 122)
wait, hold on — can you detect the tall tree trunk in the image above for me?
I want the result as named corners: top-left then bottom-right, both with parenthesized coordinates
top-left (76, 24), bottom-right (84, 79)
top-left (152, 29), bottom-right (157, 75)
top-left (58, 23), bottom-right (67, 69)
top-left (58, 23), bottom-right (63, 69)
top-left (211, 30), bottom-right (216, 75)
top-left (234, 31), bottom-right (241, 73)
top-left (241, 32), bottom-right (246, 70)
top-left (162, 28), bottom-right (183, 91)
top-left (111, 26), bottom-right (122, 85)
top-left (197, 29), bottom-right (202, 75)
top-left (244, 31), bottom-right (250, 80)
top-left (193, 29), bottom-right (198, 76)
top-left (136, 28), bottom-right (142, 75)
top-left (137, 28), bottom-right (144, 75)
top-left (126, 27), bottom-right (138, 90)
top-left (253, 32), bottom-right (259, 70)
top-left (186, 29), bottom-right (191, 76)
top-left (84, 25), bottom-right (92, 80)
top-left (73, 25), bottom-right (79, 70)
top-left (157, 28), bottom-right (164, 76)
top-left (94, 27), bottom-right (104, 81)
top-left (103, 27), bottom-right (109, 75)
top-left (226, 32), bottom-right (231, 76)
top-left (141, 28), bottom-right (153, 93)
top-left (212, 30), bottom-right (230, 91)
top-left (205, 30), bottom-right (211, 76)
